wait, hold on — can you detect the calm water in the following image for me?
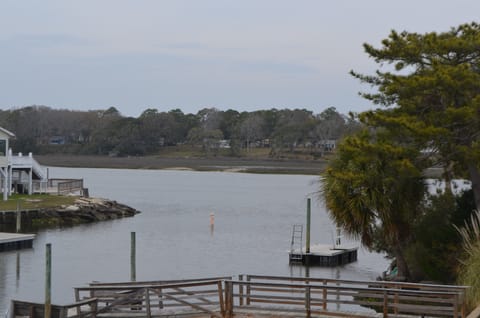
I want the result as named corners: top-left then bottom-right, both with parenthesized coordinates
top-left (0, 168), bottom-right (389, 314)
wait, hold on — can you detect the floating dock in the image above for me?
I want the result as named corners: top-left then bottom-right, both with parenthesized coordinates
top-left (289, 198), bottom-right (359, 266)
top-left (289, 243), bottom-right (358, 266)
top-left (0, 232), bottom-right (35, 252)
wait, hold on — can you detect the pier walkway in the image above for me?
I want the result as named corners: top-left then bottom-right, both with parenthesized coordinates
top-left (9, 275), bottom-right (473, 318)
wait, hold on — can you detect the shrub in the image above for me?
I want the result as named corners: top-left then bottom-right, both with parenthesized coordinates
top-left (456, 210), bottom-right (480, 309)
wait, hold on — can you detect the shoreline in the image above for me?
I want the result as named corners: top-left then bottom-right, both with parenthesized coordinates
top-left (35, 154), bottom-right (327, 175)
top-left (0, 197), bottom-right (140, 232)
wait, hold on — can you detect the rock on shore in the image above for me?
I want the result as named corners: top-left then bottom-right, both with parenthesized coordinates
top-left (0, 197), bottom-right (140, 230)
top-left (57, 197), bottom-right (140, 222)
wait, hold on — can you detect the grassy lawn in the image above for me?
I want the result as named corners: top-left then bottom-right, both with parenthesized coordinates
top-left (0, 194), bottom-right (77, 211)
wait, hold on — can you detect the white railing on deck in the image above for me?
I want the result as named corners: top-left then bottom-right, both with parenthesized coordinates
top-left (9, 152), bottom-right (47, 180)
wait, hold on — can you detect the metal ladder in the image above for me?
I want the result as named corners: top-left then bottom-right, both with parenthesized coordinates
top-left (290, 224), bottom-right (303, 262)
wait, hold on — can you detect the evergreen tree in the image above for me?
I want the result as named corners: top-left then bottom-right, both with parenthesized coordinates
top-left (351, 22), bottom-right (480, 210)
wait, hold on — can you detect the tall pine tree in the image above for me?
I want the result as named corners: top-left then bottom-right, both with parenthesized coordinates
top-left (352, 22), bottom-right (480, 210)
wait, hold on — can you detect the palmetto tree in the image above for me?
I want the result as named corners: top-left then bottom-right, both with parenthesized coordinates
top-left (321, 129), bottom-right (426, 280)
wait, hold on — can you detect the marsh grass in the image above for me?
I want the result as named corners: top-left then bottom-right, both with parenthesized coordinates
top-left (456, 210), bottom-right (480, 308)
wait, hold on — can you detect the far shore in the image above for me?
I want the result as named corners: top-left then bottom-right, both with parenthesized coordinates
top-left (35, 154), bottom-right (328, 175)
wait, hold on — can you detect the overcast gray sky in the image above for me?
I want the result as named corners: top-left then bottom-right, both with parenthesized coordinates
top-left (1, 1), bottom-right (479, 117)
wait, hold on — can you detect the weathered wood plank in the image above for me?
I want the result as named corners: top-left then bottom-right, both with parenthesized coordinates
top-left (162, 293), bottom-right (221, 318)
top-left (246, 274), bottom-right (468, 292)
top-left (467, 304), bottom-right (480, 318)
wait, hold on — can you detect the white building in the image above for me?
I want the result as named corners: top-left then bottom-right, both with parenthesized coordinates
top-left (0, 127), bottom-right (47, 201)
top-left (0, 127), bottom-right (15, 201)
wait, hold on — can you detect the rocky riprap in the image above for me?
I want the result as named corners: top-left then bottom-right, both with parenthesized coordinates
top-left (0, 197), bottom-right (140, 230)
top-left (58, 197), bottom-right (139, 221)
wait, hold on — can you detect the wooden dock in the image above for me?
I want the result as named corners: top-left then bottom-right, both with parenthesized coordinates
top-left (289, 199), bottom-right (358, 267)
top-left (9, 274), bottom-right (471, 318)
top-left (289, 243), bottom-right (358, 266)
top-left (0, 232), bottom-right (35, 252)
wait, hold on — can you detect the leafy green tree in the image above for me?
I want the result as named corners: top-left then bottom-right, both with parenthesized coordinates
top-left (402, 189), bottom-right (476, 283)
top-left (186, 127), bottom-right (224, 156)
top-left (259, 108), bottom-right (279, 138)
top-left (102, 106), bottom-right (121, 117)
top-left (138, 109), bottom-right (183, 149)
top-left (90, 117), bottom-right (144, 156)
top-left (321, 129), bottom-right (426, 280)
top-left (311, 107), bottom-right (346, 155)
top-left (197, 107), bottom-right (222, 131)
top-left (218, 109), bottom-right (240, 140)
top-left (351, 22), bottom-right (480, 211)
top-left (238, 113), bottom-right (265, 152)
top-left (168, 109), bottom-right (199, 141)
top-left (139, 108), bottom-right (159, 118)
top-left (271, 109), bottom-right (315, 154)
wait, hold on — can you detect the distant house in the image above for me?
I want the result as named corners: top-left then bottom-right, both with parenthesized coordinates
top-left (0, 127), bottom-right (48, 201)
top-left (0, 127), bottom-right (15, 200)
top-left (317, 139), bottom-right (337, 152)
top-left (218, 140), bottom-right (230, 149)
top-left (49, 136), bottom-right (66, 145)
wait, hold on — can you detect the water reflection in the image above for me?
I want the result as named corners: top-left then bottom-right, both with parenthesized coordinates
top-left (16, 252), bottom-right (20, 287)
top-left (210, 213), bottom-right (215, 236)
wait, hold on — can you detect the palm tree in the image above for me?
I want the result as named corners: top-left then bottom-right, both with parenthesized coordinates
top-left (321, 130), bottom-right (426, 280)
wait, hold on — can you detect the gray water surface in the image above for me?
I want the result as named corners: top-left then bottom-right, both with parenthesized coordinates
top-left (0, 168), bottom-right (389, 313)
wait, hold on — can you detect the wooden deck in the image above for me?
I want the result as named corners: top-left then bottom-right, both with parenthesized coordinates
top-left (9, 275), bottom-right (471, 318)
top-left (0, 232), bottom-right (34, 252)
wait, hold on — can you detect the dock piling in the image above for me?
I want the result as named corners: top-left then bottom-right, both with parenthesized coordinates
top-left (306, 198), bottom-right (311, 254)
top-left (131, 232), bottom-right (136, 282)
top-left (16, 200), bottom-right (21, 233)
top-left (16, 252), bottom-right (20, 283)
top-left (45, 243), bottom-right (52, 318)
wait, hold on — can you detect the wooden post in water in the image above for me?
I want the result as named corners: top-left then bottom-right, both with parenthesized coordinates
top-left (131, 232), bottom-right (136, 282)
top-left (306, 198), bottom-right (311, 254)
top-left (16, 200), bottom-right (21, 233)
top-left (16, 252), bottom-right (20, 282)
top-left (45, 243), bottom-right (52, 318)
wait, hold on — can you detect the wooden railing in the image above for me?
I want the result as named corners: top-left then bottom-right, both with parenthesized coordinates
top-left (226, 275), bottom-right (468, 318)
top-left (74, 279), bottom-right (228, 318)
top-left (48, 178), bottom-right (84, 195)
top-left (9, 298), bottom-right (98, 318)
top-left (87, 276), bottom-right (231, 287)
top-left (10, 275), bottom-right (470, 318)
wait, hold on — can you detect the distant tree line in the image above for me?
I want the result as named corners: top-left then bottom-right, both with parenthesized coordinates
top-left (0, 105), bottom-right (360, 157)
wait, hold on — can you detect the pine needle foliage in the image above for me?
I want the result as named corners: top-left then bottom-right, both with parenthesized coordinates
top-left (352, 22), bottom-right (480, 212)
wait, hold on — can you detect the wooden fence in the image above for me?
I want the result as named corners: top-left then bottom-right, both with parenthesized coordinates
top-left (227, 275), bottom-right (468, 318)
top-left (74, 278), bottom-right (230, 318)
top-left (10, 275), bottom-right (470, 318)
